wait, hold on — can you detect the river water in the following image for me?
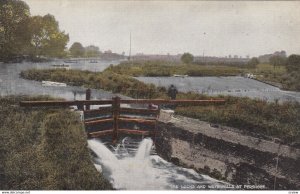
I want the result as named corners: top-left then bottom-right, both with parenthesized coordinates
top-left (136, 76), bottom-right (300, 102)
top-left (1, 60), bottom-right (299, 102)
top-left (0, 59), bottom-right (126, 100)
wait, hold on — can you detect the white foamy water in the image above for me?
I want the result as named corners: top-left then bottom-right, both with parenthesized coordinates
top-left (88, 138), bottom-right (227, 190)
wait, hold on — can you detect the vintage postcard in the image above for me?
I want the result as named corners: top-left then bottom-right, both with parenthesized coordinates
top-left (1, 0), bottom-right (299, 192)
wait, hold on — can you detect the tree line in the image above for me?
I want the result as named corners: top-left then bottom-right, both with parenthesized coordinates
top-left (69, 42), bottom-right (101, 58)
top-left (0, 0), bottom-right (69, 62)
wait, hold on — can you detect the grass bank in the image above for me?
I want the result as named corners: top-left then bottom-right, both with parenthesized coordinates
top-left (175, 95), bottom-right (300, 143)
top-left (0, 96), bottom-right (112, 190)
top-left (104, 61), bottom-right (244, 77)
top-left (106, 61), bottom-right (300, 92)
top-left (20, 68), bottom-right (300, 144)
top-left (254, 64), bottom-right (300, 91)
top-left (20, 69), bottom-right (167, 99)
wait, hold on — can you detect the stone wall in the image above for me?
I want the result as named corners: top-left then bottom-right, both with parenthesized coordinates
top-left (155, 114), bottom-right (300, 190)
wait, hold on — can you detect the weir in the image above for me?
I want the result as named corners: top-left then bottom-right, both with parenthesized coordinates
top-left (88, 138), bottom-right (228, 190)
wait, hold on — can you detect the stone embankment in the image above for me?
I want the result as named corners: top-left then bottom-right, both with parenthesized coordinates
top-left (155, 111), bottom-right (300, 189)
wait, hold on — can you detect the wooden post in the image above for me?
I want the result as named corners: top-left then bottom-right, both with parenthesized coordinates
top-left (86, 88), bottom-right (91, 110)
top-left (112, 96), bottom-right (120, 144)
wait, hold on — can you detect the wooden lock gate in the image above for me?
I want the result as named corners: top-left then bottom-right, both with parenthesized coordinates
top-left (19, 90), bottom-right (225, 143)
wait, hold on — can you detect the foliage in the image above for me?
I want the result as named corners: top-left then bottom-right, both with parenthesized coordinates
top-left (85, 45), bottom-right (101, 58)
top-left (181, 53), bottom-right (194, 64)
top-left (269, 55), bottom-right (287, 69)
top-left (0, 96), bottom-right (112, 190)
top-left (282, 55), bottom-right (300, 91)
top-left (69, 42), bottom-right (85, 57)
top-left (175, 95), bottom-right (300, 143)
top-left (105, 61), bottom-right (243, 77)
top-left (255, 55), bottom-right (300, 91)
top-left (286, 54), bottom-right (300, 73)
top-left (247, 57), bottom-right (259, 68)
top-left (0, 0), bottom-right (31, 61)
top-left (28, 14), bottom-right (69, 58)
top-left (0, 0), bottom-right (69, 61)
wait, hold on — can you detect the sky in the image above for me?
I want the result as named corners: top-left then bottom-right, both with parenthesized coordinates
top-left (24, 0), bottom-right (300, 57)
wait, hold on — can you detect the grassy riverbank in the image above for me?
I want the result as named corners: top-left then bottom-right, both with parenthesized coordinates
top-left (175, 95), bottom-right (300, 143)
top-left (254, 64), bottom-right (300, 91)
top-left (104, 61), bottom-right (244, 77)
top-left (20, 68), bottom-right (300, 143)
top-left (106, 61), bottom-right (300, 92)
top-left (20, 69), bottom-right (167, 99)
top-left (0, 96), bottom-right (112, 190)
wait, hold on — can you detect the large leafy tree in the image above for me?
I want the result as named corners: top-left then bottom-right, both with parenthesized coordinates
top-left (69, 42), bottom-right (85, 57)
top-left (181, 53), bottom-right (194, 64)
top-left (0, 0), bottom-right (31, 61)
top-left (29, 14), bottom-right (69, 58)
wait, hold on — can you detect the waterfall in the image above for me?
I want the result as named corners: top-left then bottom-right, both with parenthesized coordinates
top-left (88, 138), bottom-right (227, 190)
top-left (135, 138), bottom-right (153, 160)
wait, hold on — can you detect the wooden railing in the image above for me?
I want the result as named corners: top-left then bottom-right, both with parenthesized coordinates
top-left (19, 90), bottom-right (225, 143)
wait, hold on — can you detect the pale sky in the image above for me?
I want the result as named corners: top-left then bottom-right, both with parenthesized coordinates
top-left (24, 0), bottom-right (300, 57)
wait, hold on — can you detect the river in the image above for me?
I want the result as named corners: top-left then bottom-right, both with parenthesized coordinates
top-left (2, 60), bottom-right (299, 102)
top-left (0, 59), bottom-right (126, 100)
top-left (136, 76), bottom-right (300, 102)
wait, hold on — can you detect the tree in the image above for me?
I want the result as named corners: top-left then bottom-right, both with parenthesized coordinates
top-left (0, 0), bottom-right (31, 61)
top-left (28, 14), bottom-right (69, 58)
top-left (247, 57), bottom-right (259, 68)
top-left (85, 45), bottom-right (101, 57)
top-left (286, 54), bottom-right (300, 73)
top-left (69, 42), bottom-right (85, 57)
top-left (181, 53), bottom-right (194, 64)
top-left (269, 55), bottom-right (286, 69)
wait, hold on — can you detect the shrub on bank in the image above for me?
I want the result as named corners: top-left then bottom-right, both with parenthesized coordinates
top-left (0, 96), bottom-right (112, 190)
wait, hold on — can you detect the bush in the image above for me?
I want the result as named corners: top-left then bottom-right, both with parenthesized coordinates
top-left (0, 96), bottom-right (112, 190)
top-left (181, 53), bottom-right (194, 64)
